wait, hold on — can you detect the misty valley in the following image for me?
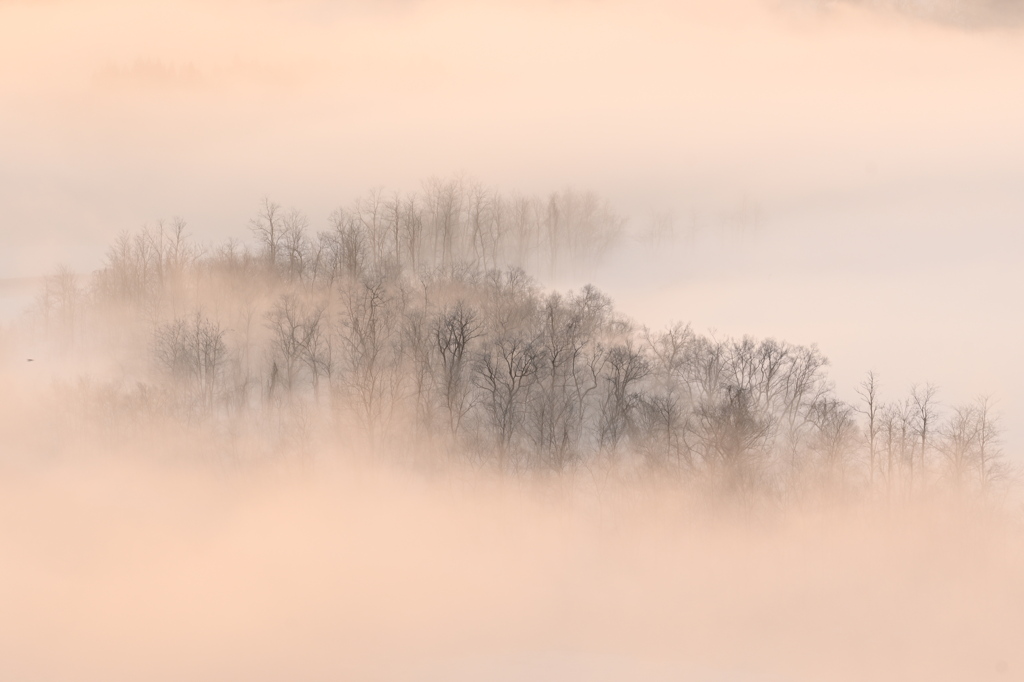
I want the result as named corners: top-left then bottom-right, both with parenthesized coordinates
top-left (2, 183), bottom-right (1021, 682)
top-left (4, 0), bottom-right (1024, 679)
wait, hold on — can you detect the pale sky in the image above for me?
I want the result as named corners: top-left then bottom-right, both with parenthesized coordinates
top-left (2, 0), bottom-right (1023, 450)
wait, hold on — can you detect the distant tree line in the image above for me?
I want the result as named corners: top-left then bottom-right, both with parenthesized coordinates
top-left (28, 180), bottom-right (1012, 501)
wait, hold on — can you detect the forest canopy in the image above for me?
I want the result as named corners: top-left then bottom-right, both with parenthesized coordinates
top-left (14, 179), bottom-right (1012, 504)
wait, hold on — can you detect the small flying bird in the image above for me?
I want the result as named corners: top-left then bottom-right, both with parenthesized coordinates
top-left (26, 358), bottom-right (33, 362)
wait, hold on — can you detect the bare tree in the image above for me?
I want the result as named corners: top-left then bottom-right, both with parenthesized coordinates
top-left (298, 302), bottom-right (331, 403)
top-left (974, 396), bottom-right (1007, 491)
top-left (280, 209), bottom-right (311, 282)
top-left (856, 371), bottom-right (881, 486)
top-left (911, 383), bottom-right (939, 488)
top-left (527, 288), bottom-right (609, 470)
top-left (39, 264), bottom-right (81, 352)
top-left (384, 191), bottom-right (404, 270)
top-left (250, 197), bottom-right (284, 271)
top-left (879, 402), bottom-right (898, 496)
top-left (94, 231), bottom-right (150, 310)
top-left (807, 397), bottom-right (858, 484)
top-left (886, 398), bottom-right (918, 496)
top-left (265, 294), bottom-right (326, 398)
top-left (694, 385), bottom-right (773, 494)
top-left (401, 195), bottom-right (425, 272)
top-left (329, 208), bottom-right (369, 281)
top-left (154, 311), bottom-right (227, 416)
top-left (637, 323), bottom-right (696, 471)
top-left (433, 300), bottom-right (480, 438)
top-left (597, 339), bottom-right (650, 454)
top-left (354, 187), bottom-right (389, 269)
top-left (146, 217), bottom-right (198, 300)
top-left (938, 403), bottom-right (979, 486)
top-left (423, 176), bottom-right (463, 267)
top-left (338, 274), bottom-right (404, 446)
top-left (475, 334), bottom-right (540, 470)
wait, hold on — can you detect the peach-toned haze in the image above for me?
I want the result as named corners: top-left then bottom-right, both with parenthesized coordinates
top-left (1, 384), bottom-right (1023, 681)
top-left (3, 0), bottom-right (1024, 448)
top-left (2, 0), bottom-right (1024, 680)
top-left (1, 358), bottom-right (1022, 681)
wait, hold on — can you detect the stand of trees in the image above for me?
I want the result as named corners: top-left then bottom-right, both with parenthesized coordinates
top-left (24, 182), bottom-right (1013, 501)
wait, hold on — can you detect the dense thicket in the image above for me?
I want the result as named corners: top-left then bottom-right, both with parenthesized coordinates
top-left (25, 182), bottom-right (1011, 501)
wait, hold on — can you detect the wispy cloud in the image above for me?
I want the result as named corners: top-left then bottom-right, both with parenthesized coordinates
top-left (817, 0), bottom-right (1024, 28)
top-left (93, 59), bottom-right (205, 91)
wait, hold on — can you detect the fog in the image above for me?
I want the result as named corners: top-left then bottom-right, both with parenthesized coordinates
top-left (4, 0), bottom-right (1024, 447)
top-left (3, 0), bottom-right (1024, 679)
top-left (2, 452), bottom-right (1022, 681)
